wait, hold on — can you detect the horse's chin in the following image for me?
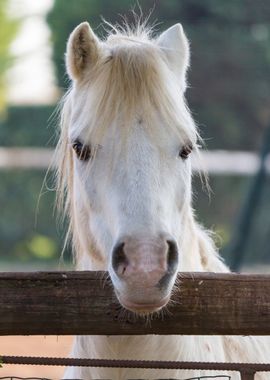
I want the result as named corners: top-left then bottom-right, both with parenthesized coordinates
top-left (118, 294), bottom-right (170, 315)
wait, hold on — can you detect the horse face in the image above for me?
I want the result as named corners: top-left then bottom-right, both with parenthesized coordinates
top-left (64, 22), bottom-right (196, 314)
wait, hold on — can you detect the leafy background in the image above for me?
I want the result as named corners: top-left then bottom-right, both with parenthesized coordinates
top-left (1, 0), bottom-right (270, 269)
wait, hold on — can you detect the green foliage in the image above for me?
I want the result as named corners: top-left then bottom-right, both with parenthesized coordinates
top-left (0, 105), bottom-right (55, 146)
top-left (0, 168), bottom-right (63, 263)
top-left (193, 173), bottom-right (270, 266)
top-left (0, 0), bottom-right (19, 115)
top-left (0, 106), bottom-right (67, 264)
top-left (20, 234), bottom-right (58, 260)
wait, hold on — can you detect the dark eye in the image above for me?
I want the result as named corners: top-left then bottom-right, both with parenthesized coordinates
top-left (72, 140), bottom-right (92, 161)
top-left (179, 144), bottom-right (193, 160)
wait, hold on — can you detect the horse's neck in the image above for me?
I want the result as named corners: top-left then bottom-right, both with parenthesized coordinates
top-left (72, 334), bottom-right (227, 364)
top-left (177, 208), bottom-right (229, 273)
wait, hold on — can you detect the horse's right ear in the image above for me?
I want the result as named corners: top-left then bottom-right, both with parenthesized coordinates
top-left (66, 22), bottom-right (100, 81)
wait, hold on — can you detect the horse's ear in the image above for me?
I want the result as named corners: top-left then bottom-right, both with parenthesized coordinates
top-left (157, 23), bottom-right (190, 92)
top-left (66, 22), bottom-right (100, 81)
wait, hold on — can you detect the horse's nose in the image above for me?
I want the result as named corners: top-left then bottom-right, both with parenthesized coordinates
top-left (112, 242), bottom-right (128, 276)
top-left (111, 237), bottom-right (179, 285)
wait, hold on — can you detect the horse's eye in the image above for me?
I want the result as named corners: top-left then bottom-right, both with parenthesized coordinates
top-left (179, 144), bottom-right (193, 160)
top-left (72, 140), bottom-right (92, 161)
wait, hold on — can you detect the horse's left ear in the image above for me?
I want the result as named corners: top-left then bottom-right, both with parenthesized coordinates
top-left (157, 24), bottom-right (190, 92)
top-left (66, 22), bottom-right (100, 81)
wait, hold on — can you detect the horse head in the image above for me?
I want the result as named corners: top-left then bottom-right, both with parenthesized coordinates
top-left (57, 21), bottom-right (198, 314)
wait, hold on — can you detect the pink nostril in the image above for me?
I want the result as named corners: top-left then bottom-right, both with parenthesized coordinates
top-left (112, 242), bottom-right (129, 276)
top-left (112, 237), bottom-right (179, 281)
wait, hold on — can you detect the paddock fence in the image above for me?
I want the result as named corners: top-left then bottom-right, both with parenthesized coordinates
top-left (0, 271), bottom-right (270, 380)
top-left (1, 147), bottom-right (270, 175)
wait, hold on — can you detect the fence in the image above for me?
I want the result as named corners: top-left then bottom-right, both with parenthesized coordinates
top-left (1, 271), bottom-right (270, 380)
top-left (1, 148), bottom-right (270, 175)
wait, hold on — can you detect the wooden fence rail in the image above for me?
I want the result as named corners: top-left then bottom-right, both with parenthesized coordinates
top-left (0, 271), bottom-right (270, 336)
top-left (1, 147), bottom-right (270, 175)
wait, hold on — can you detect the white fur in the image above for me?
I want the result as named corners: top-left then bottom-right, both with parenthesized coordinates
top-left (56, 22), bottom-right (270, 380)
top-left (157, 23), bottom-right (190, 91)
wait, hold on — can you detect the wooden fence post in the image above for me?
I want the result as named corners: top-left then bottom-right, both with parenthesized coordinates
top-left (240, 370), bottom-right (256, 380)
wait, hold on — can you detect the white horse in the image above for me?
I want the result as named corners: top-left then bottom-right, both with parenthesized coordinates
top-left (56, 21), bottom-right (270, 380)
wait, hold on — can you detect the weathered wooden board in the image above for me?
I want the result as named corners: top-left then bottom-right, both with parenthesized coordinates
top-left (0, 271), bottom-right (269, 336)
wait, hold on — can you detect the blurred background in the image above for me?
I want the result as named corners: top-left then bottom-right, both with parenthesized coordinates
top-left (1, 0), bottom-right (270, 273)
top-left (0, 1), bottom-right (270, 377)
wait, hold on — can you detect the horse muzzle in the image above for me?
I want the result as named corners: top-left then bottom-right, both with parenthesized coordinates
top-left (110, 235), bottom-right (179, 314)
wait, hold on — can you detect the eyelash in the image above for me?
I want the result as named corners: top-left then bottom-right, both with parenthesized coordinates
top-left (179, 144), bottom-right (193, 159)
top-left (72, 140), bottom-right (92, 161)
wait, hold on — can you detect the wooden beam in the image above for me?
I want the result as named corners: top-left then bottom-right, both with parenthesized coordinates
top-left (1, 147), bottom-right (270, 175)
top-left (0, 147), bottom-right (53, 170)
top-left (0, 271), bottom-right (270, 336)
